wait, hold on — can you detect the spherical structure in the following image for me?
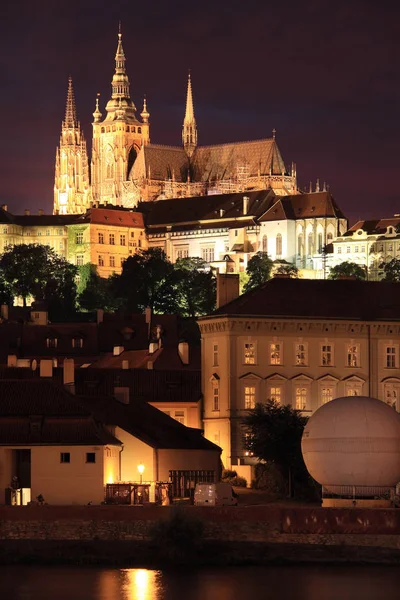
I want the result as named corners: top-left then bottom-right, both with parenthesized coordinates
top-left (302, 396), bottom-right (400, 494)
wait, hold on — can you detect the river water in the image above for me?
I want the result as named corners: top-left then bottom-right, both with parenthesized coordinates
top-left (2, 565), bottom-right (400, 600)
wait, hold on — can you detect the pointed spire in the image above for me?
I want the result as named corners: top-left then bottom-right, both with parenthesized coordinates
top-left (111, 25), bottom-right (131, 102)
top-left (64, 76), bottom-right (78, 128)
top-left (93, 93), bottom-right (102, 122)
top-left (182, 71), bottom-right (197, 158)
top-left (272, 128), bottom-right (276, 140)
top-left (141, 96), bottom-right (150, 123)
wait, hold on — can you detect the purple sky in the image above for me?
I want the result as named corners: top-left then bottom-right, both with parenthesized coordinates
top-left (1, 0), bottom-right (399, 225)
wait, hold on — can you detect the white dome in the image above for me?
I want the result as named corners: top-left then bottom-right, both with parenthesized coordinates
top-left (301, 396), bottom-right (400, 491)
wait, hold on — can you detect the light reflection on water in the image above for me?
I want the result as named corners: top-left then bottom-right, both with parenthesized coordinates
top-left (2, 565), bottom-right (400, 600)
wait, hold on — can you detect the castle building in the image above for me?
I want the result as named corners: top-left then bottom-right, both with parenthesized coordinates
top-left (327, 217), bottom-right (400, 280)
top-left (53, 30), bottom-right (298, 215)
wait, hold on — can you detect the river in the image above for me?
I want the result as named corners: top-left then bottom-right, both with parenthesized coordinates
top-left (1, 565), bottom-right (400, 600)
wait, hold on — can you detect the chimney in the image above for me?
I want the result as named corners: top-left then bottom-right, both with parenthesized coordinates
top-left (1, 304), bottom-right (9, 320)
top-left (219, 209), bottom-right (225, 217)
top-left (7, 355), bottom-right (17, 367)
top-left (1, 204), bottom-right (8, 212)
top-left (149, 342), bottom-right (158, 354)
top-left (122, 360), bottom-right (129, 370)
top-left (216, 273), bottom-right (240, 309)
top-left (178, 341), bottom-right (189, 365)
top-left (24, 209), bottom-right (30, 216)
top-left (40, 359), bottom-right (53, 378)
top-left (113, 346), bottom-right (124, 356)
top-left (147, 360), bottom-right (154, 370)
top-left (63, 358), bottom-right (75, 387)
top-left (38, 209), bottom-right (44, 216)
top-left (243, 196), bottom-right (249, 215)
top-left (96, 308), bottom-right (104, 324)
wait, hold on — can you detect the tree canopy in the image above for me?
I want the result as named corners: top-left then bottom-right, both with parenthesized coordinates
top-left (328, 261), bottom-right (366, 280)
top-left (244, 252), bottom-right (273, 292)
top-left (382, 258), bottom-right (400, 282)
top-left (0, 244), bottom-right (77, 316)
top-left (273, 263), bottom-right (299, 278)
top-left (172, 258), bottom-right (216, 317)
top-left (77, 264), bottom-right (118, 312)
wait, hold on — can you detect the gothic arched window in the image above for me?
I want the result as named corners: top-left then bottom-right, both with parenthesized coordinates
top-left (297, 234), bottom-right (303, 256)
top-left (308, 233), bottom-right (313, 256)
top-left (262, 235), bottom-right (268, 253)
top-left (318, 233), bottom-right (323, 253)
top-left (276, 233), bottom-right (282, 257)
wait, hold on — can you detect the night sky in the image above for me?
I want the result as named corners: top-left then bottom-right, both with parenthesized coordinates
top-left (1, 0), bottom-right (399, 225)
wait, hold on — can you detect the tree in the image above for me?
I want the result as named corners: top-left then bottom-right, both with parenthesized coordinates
top-left (273, 263), bottom-right (299, 278)
top-left (244, 252), bottom-right (273, 292)
top-left (0, 244), bottom-right (77, 316)
top-left (328, 261), bottom-right (366, 280)
top-left (382, 258), bottom-right (400, 282)
top-left (111, 247), bottom-right (177, 313)
top-left (172, 258), bottom-right (216, 317)
top-left (243, 400), bottom-right (309, 495)
top-left (77, 264), bottom-right (118, 312)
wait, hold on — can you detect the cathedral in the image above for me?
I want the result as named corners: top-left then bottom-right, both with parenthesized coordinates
top-left (53, 30), bottom-right (298, 215)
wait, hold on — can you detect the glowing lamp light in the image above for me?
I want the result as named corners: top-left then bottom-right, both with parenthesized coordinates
top-left (137, 463), bottom-right (145, 484)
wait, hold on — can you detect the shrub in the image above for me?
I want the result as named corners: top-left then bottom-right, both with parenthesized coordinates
top-left (221, 469), bottom-right (237, 480)
top-left (148, 508), bottom-right (204, 565)
top-left (228, 476), bottom-right (247, 487)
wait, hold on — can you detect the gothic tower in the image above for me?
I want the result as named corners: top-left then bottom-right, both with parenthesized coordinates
top-left (53, 77), bottom-right (91, 215)
top-left (91, 29), bottom-right (150, 206)
top-left (182, 72), bottom-right (197, 158)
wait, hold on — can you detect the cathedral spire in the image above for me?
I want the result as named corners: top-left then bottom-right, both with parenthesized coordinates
top-left (111, 26), bottom-right (131, 101)
top-left (64, 76), bottom-right (78, 128)
top-left (182, 72), bottom-right (197, 158)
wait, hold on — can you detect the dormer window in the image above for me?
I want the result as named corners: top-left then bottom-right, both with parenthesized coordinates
top-left (72, 337), bottom-right (83, 349)
top-left (46, 337), bottom-right (58, 349)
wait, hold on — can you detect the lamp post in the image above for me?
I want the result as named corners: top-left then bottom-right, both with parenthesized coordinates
top-left (137, 463), bottom-right (145, 484)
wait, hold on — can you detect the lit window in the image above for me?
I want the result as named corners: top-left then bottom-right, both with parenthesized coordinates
top-left (347, 344), bottom-right (360, 367)
top-left (98, 233), bottom-right (104, 244)
top-left (361, 246), bottom-right (366, 252)
top-left (354, 246), bottom-right (359, 253)
top-left (60, 452), bottom-right (70, 463)
top-left (120, 234), bottom-right (126, 246)
top-left (72, 337), bottom-right (83, 349)
top-left (109, 234), bottom-right (115, 245)
top-left (384, 384), bottom-right (399, 408)
top-left (321, 387), bottom-right (333, 405)
top-left (213, 344), bottom-right (218, 366)
top-left (346, 246), bottom-right (351, 253)
top-left (270, 343), bottom-right (281, 365)
top-left (244, 343), bottom-right (256, 365)
top-left (213, 386), bottom-right (220, 411)
top-left (386, 346), bottom-right (397, 369)
top-left (174, 410), bottom-right (185, 424)
top-left (295, 343), bottom-right (307, 366)
top-left (321, 344), bottom-right (333, 366)
top-left (347, 387), bottom-right (361, 396)
top-left (307, 233), bottom-right (313, 256)
top-left (76, 255), bottom-right (84, 266)
top-left (295, 387), bottom-right (307, 410)
top-left (317, 233), bottom-right (323, 253)
top-left (98, 255), bottom-right (104, 267)
top-left (244, 386), bottom-right (256, 409)
top-left (262, 235), bottom-right (268, 253)
top-left (201, 246), bottom-right (215, 262)
top-left (110, 256), bottom-right (115, 268)
top-left (270, 386), bottom-right (281, 403)
top-left (46, 337), bottom-right (58, 349)
top-left (337, 247), bottom-right (342, 254)
top-left (176, 247), bottom-right (189, 260)
top-left (46, 230), bottom-right (50, 236)
top-left (86, 452), bottom-right (96, 463)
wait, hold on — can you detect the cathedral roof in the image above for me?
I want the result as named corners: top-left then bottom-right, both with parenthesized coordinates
top-left (132, 144), bottom-right (189, 182)
top-left (192, 138), bottom-right (286, 181)
top-left (259, 191), bottom-right (346, 222)
top-left (139, 190), bottom-right (275, 228)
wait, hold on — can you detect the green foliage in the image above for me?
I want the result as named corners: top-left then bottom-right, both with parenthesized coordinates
top-left (382, 258), bottom-right (400, 282)
top-left (77, 264), bottom-right (118, 312)
top-left (244, 252), bottom-right (273, 292)
top-left (0, 270), bottom-right (11, 305)
top-left (111, 247), bottom-right (177, 313)
top-left (148, 508), bottom-right (204, 565)
top-left (328, 261), bottom-right (366, 280)
top-left (273, 263), bottom-right (299, 278)
top-left (172, 257), bottom-right (216, 317)
top-left (221, 469), bottom-right (247, 487)
top-left (243, 400), bottom-right (309, 496)
top-left (0, 243), bottom-right (77, 317)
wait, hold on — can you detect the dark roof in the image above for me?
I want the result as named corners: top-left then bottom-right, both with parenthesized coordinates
top-left (0, 380), bottom-right (120, 446)
top-left (343, 218), bottom-right (400, 237)
top-left (259, 191), bottom-right (347, 222)
top-left (139, 190), bottom-right (275, 228)
top-left (0, 207), bottom-right (144, 228)
top-left (208, 278), bottom-right (400, 321)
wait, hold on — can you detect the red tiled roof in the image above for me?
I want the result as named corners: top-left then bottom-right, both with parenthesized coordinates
top-left (259, 191), bottom-right (346, 222)
top-left (344, 218), bottom-right (400, 237)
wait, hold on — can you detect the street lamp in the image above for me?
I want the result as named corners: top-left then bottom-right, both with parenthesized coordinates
top-left (137, 463), bottom-right (145, 484)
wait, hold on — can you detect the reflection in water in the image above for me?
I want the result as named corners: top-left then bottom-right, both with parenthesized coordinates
top-left (2, 565), bottom-right (400, 600)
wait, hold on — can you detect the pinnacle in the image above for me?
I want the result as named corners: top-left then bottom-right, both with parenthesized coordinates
top-left (64, 76), bottom-right (78, 127)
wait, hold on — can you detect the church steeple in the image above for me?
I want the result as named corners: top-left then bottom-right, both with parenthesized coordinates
top-left (104, 27), bottom-right (136, 120)
top-left (64, 76), bottom-right (78, 128)
top-left (182, 72), bottom-right (197, 158)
